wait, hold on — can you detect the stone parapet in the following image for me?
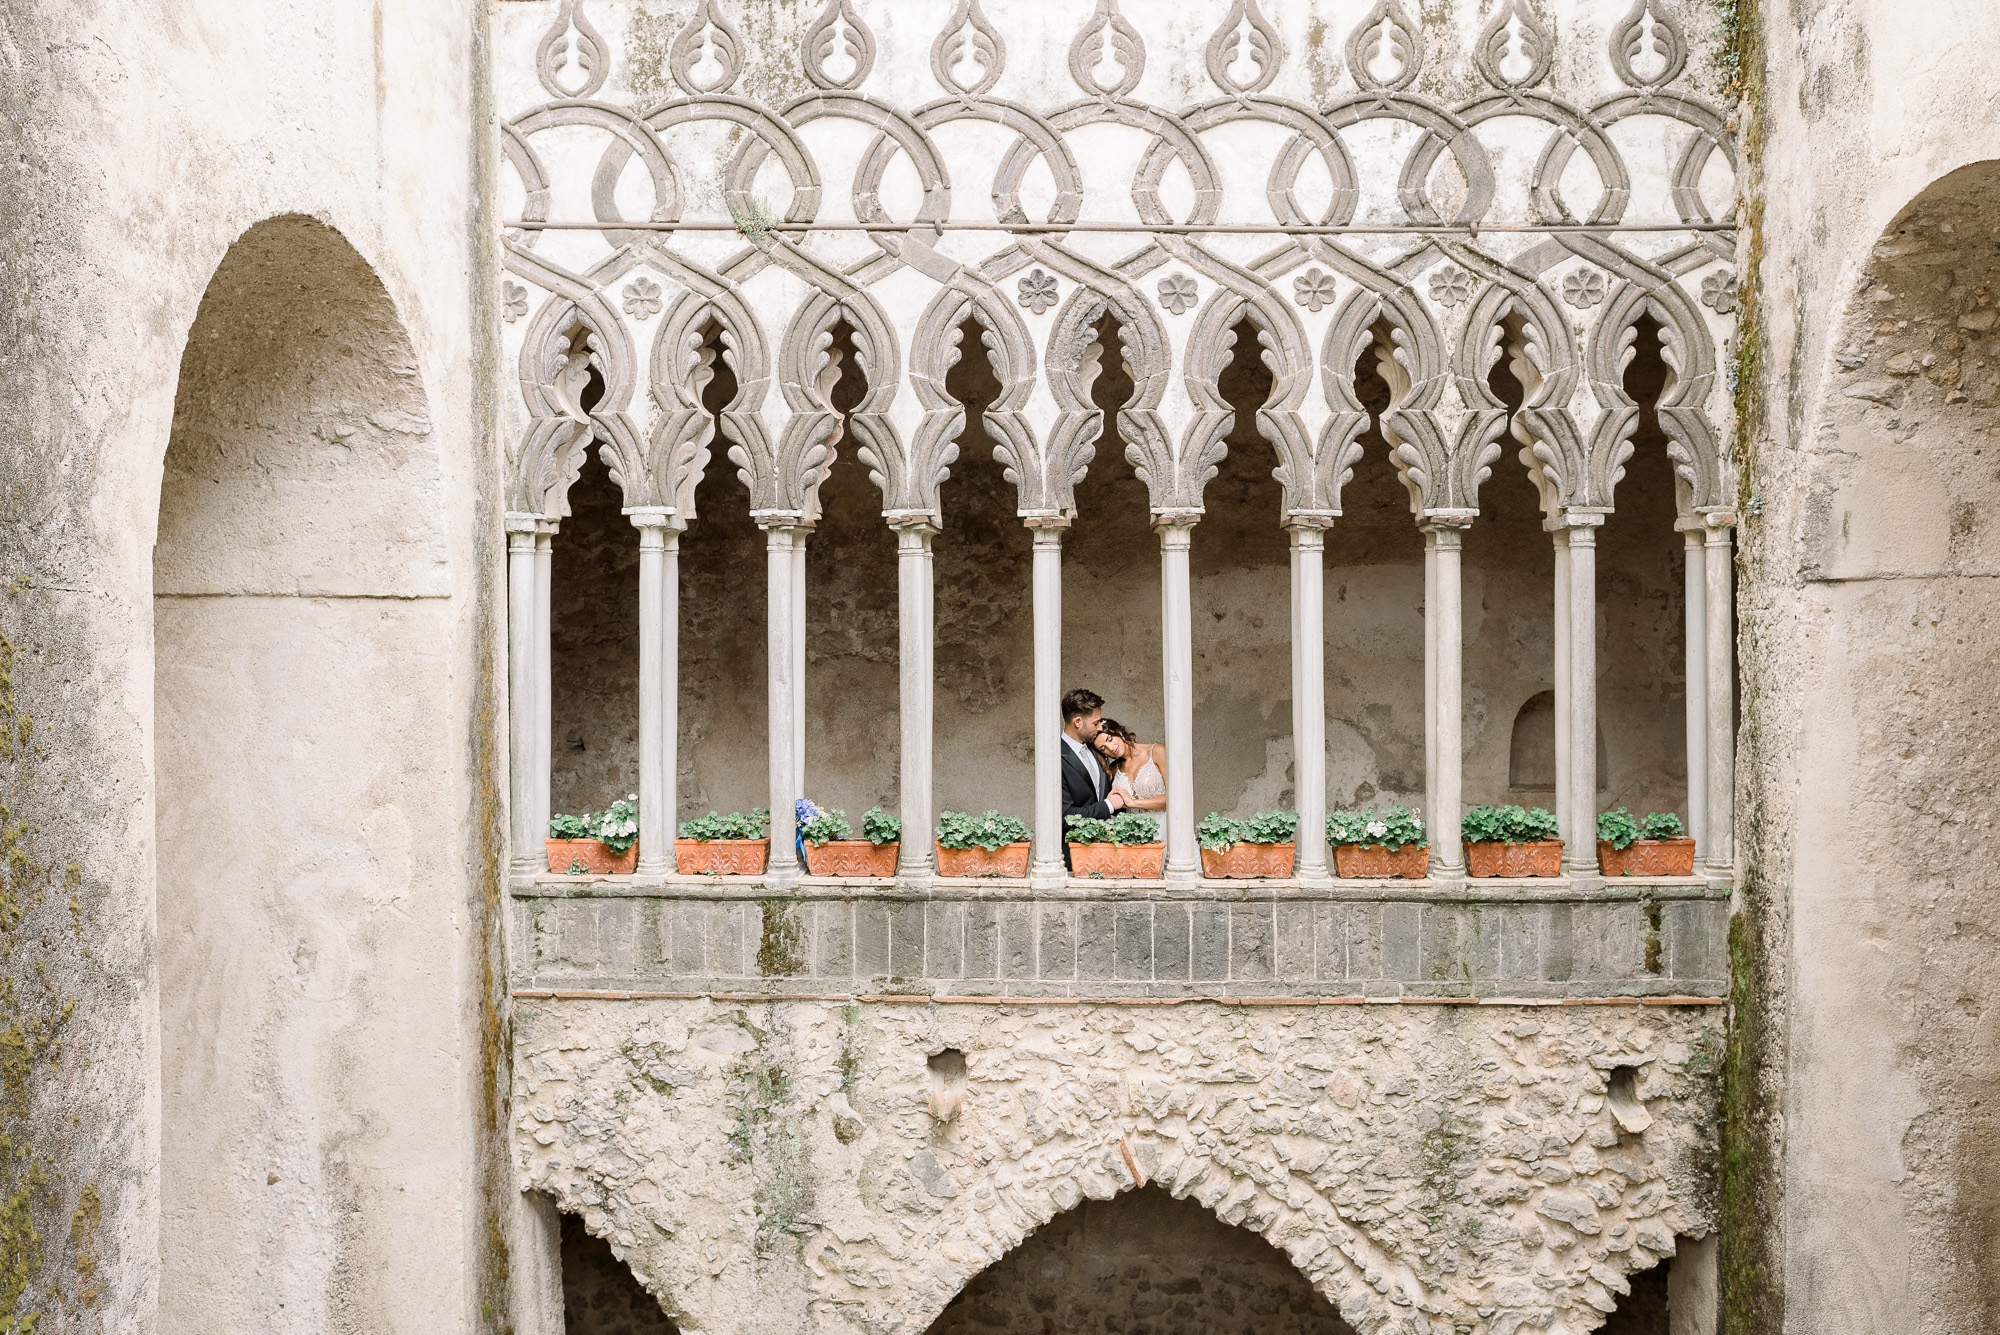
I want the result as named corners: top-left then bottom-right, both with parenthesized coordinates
top-left (510, 878), bottom-right (1729, 1000)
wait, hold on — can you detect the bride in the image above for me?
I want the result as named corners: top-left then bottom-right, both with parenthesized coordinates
top-left (1092, 718), bottom-right (1167, 827)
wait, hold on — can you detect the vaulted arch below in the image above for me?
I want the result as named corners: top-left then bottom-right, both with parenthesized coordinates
top-left (926, 1186), bottom-right (1355, 1335)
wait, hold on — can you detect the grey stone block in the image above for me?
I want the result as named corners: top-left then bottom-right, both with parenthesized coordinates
top-left (815, 901), bottom-right (854, 979)
top-left (1498, 904), bottom-right (1541, 982)
top-left (1346, 903), bottom-right (1384, 982)
top-left (1469, 905), bottom-right (1504, 981)
top-left (1229, 905), bottom-right (1274, 981)
top-left (1275, 904), bottom-right (1314, 982)
top-left (669, 901), bottom-right (706, 979)
top-left (1115, 905), bottom-right (1153, 981)
top-left (1038, 903), bottom-right (1076, 980)
top-left (600, 899), bottom-right (637, 974)
top-left (708, 902), bottom-right (747, 978)
top-left (927, 901), bottom-right (966, 979)
top-left (1544, 903), bottom-right (1574, 981)
top-left (1154, 904), bottom-right (1190, 981)
top-left (1420, 904), bottom-right (1469, 984)
top-left (1667, 900), bottom-right (1720, 983)
top-left (1312, 903), bottom-right (1344, 981)
top-left (888, 901), bottom-right (926, 980)
top-left (1078, 903), bottom-right (1116, 982)
top-left (998, 903), bottom-right (1035, 979)
top-left (964, 902), bottom-right (999, 980)
top-left (1191, 905), bottom-right (1230, 982)
top-left (1383, 902), bottom-right (1421, 981)
top-left (854, 902), bottom-right (891, 979)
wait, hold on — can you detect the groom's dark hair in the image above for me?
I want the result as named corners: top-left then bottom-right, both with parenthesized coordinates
top-left (1061, 688), bottom-right (1104, 722)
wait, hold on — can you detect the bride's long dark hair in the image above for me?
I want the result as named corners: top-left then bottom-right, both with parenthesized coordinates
top-left (1094, 717), bottom-right (1139, 776)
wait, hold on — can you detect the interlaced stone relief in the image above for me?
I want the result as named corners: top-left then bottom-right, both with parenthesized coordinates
top-left (496, 0), bottom-right (1738, 533)
top-left (514, 999), bottom-right (1721, 1335)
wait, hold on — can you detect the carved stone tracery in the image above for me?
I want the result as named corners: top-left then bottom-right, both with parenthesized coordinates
top-left (498, 0), bottom-right (1737, 533)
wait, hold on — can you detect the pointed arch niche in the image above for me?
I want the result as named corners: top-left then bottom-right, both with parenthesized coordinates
top-left (154, 215), bottom-right (457, 1327)
top-left (923, 1186), bottom-right (1356, 1335)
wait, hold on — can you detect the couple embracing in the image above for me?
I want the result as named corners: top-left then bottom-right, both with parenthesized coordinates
top-left (1058, 687), bottom-right (1168, 868)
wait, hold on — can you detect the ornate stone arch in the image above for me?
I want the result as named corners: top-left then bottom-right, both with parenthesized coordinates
top-left (908, 285), bottom-right (1036, 519)
top-left (1320, 281), bottom-right (1448, 516)
top-left (1585, 279), bottom-right (1723, 512)
top-left (1180, 289), bottom-right (1315, 519)
top-left (1454, 277), bottom-right (1586, 517)
top-left (646, 287), bottom-right (770, 522)
top-left (508, 274), bottom-right (639, 517)
top-left (770, 289), bottom-right (901, 521)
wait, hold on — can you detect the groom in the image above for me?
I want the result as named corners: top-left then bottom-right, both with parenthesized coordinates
top-left (1060, 687), bottom-right (1126, 868)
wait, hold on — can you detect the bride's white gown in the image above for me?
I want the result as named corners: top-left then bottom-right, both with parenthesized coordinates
top-left (1111, 756), bottom-right (1166, 834)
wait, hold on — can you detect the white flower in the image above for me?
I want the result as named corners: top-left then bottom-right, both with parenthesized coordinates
top-left (1366, 819), bottom-right (1388, 838)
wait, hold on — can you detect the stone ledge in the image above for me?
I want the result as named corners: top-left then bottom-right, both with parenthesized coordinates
top-left (515, 872), bottom-right (1731, 903)
top-left (510, 888), bottom-right (1729, 997)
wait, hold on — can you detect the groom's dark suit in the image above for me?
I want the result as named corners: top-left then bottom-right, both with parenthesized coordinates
top-left (1061, 737), bottom-right (1114, 869)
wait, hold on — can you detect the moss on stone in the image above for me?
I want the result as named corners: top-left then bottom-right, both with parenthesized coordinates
top-left (757, 901), bottom-right (806, 977)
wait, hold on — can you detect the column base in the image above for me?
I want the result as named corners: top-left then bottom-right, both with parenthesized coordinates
top-left (1295, 870), bottom-right (1335, 891)
top-left (1029, 861), bottom-right (1068, 892)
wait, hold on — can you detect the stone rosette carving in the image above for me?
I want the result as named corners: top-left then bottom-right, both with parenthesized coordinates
top-left (516, 999), bottom-right (1722, 1335)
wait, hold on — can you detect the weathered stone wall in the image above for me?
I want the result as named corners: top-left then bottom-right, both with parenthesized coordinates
top-left (0, 0), bottom-right (507, 1328)
top-left (926, 1186), bottom-right (1356, 1335)
top-left (514, 997), bottom-right (1721, 1335)
top-left (1745, 4), bottom-right (2000, 1331)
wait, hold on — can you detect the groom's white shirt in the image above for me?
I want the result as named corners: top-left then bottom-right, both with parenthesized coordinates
top-left (1062, 732), bottom-right (1103, 797)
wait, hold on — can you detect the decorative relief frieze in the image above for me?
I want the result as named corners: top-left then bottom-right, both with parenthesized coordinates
top-left (495, 0), bottom-right (1739, 530)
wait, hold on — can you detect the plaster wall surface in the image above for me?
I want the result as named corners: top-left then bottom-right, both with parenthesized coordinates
top-left (1747, 4), bottom-right (2000, 1332)
top-left (0, 1), bottom-right (503, 1329)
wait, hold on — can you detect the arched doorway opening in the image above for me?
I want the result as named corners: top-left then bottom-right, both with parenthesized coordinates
top-left (154, 215), bottom-right (456, 1328)
top-left (923, 1186), bottom-right (1355, 1335)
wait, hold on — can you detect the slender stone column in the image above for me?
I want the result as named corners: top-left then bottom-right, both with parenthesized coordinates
top-left (1551, 528), bottom-right (1572, 851)
top-left (1423, 521), bottom-right (1467, 875)
top-left (1289, 525), bottom-right (1330, 885)
top-left (534, 520), bottom-right (556, 871)
top-left (1563, 516), bottom-right (1603, 875)
top-left (1028, 522), bottom-right (1067, 887)
top-left (506, 514), bottom-right (544, 877)
top-left (629, 508), bottom-right (678, 876)
top-left (765, 525), bottom-right (804, 882)
top-left (1157, 517), bottom-right (1200, 886)
top-left (1423, 537), bottom-right (1438, 832)
top-left (1703, 515), bottom-right (1736, 873)
top-left (792, 533), bottom-right (808, 796)
top-left (1681, 525), bottom-right (1709, 857)
top-left (895, 520), bottom-right (940, 881)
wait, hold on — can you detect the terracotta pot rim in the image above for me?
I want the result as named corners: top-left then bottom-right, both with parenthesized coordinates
top-left (1065, 841), bottom-right (1166, 850)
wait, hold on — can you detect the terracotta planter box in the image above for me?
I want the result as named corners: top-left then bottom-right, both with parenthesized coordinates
top-left (935, 842), bottom-right (1031, 878)
top-left (804, 840), bottom-right (900, 877)
top-left (1069, 842), bottom-right (1165, 878)
top-left (545, 838), bottom-right (638, 876)
top-left (1334, 842), bottom-right (1431, 879)
top-left (674, 838), bottom-right (769, 876)
top-left (1200, 841), bottom-right (1296, 879)
top-left (1466, 839), bottom-right (1565, 878)
top-left (1598, 838), bottom-right (1697, 877)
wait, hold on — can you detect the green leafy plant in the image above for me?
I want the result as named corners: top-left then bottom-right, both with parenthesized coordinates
top-left (678, 808), bottom-right (770, 842)
top-left (1240, 809), bottom-right (1299, 845)
top-left (1197, 812), bottom-right (1242, 851)
top-left (1327, 804), bottom-right (1427, 850)
top-left (936, 810), bottom-right (1031, 851)
top-left (548, 797), bottom-right (640, 852)
top-left (801, 806), bottom-right (853, 845)
top-left (861, 806), bottom-right (901, 846)
top-left (1597, 807), bottom-right (1642, 850)
top-left (1641, 810), bottom-right (1687, 841)
top-left (1065, 812), bottom-right (1162, 845)
top-left (1461, 804), bottom-right (1560, 845)
top-left (1596, 808), bottom-right (1689, 849)
top-left (728, 194), bottom-right (776, 244)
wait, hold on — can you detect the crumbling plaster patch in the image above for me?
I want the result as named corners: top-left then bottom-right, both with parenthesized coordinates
top-left (515, 999), bottom-right (1720, 1335)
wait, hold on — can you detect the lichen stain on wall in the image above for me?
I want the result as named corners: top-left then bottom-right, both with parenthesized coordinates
top-left (0, 577), bottom-right (93, 1331)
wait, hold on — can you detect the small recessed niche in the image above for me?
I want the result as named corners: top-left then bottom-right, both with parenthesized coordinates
top-left (1606, 1063), bottom-right (1653, 1134)
top-left (928, 1048), bottom-right (967, 1083)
